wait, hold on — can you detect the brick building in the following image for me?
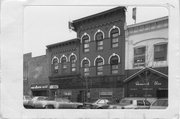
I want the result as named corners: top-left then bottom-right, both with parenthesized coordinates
top-left (23, 53), bottom-right (49, 97)
top-left (46, 7), bottom-right (126, 102)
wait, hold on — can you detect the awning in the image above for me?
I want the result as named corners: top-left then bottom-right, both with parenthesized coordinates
top-left (124, 67), bottom-right (168, 83)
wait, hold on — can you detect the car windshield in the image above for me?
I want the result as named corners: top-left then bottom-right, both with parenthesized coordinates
top-left (32, 96), bottom-right (48, 101)
top-left (55, 98), bottom-right (70, 102)
top-left (120, 99), bottom-right (132, 105)
top-left (24, 96), bottom-right (31, 100)
top-left (152, 99), bottom-right (168, 106)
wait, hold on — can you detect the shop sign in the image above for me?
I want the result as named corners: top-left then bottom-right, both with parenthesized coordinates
top-left (154, 81), bottom-right (162, 86)
top-left (31, 85), bottom-right (48, 89)
top-left (135, 81), bottom-right (149, 86)
top-left (63, 91), bottom-right (72, 96)
top-left (99, 92), bottom-right (113, 95)
top-left (135, 81), bottom-right (162, 86)
top-left (49, 85), bottom-right (59, 89)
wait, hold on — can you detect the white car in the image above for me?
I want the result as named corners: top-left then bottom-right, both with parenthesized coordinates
top-left (29, 96), bottom-right (83, 109)
top-left (29, 96), bottom-right (51, 108)
top-left (23, 95), bottom-right (32, 108)
top-left (150, 98), bottom-right (168, 109)
top-left (83, 99), bottom-right (110, 109)
top-left (109, 98), bottom-right (154, 109)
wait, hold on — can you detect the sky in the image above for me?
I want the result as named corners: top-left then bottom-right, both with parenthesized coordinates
top-left (23, 6), bottom-right (168, 57)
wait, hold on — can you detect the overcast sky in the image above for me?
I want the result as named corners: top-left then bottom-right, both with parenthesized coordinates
top-left (23, 6), bottom-right (168, 57)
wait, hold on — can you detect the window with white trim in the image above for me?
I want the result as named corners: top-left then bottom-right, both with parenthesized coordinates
top-left (110, 56), bottom-right (119, 74)
top-left (61, 57), bottom-right (67, 73)
top-left (134, 46), bottom-right (146, 67)
top-left (70, 55), bottom-right (76, 72)
top-left (95, 32), bottom-right (103, 50)
top-left (110, 28), bottom-right (119, 48)
top-left (52, 58), bottom-right (58, 73)
top-left (154, 43), bottom-right (167, 61)
top-left (82, 35), bottom-right (90, 53)
top-left (96, 58), bottom-right (103, 75)
top-left (82, 60), bottom-right (90, 76)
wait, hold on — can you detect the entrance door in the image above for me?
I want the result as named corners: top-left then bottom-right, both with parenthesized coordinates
top-left (156, 89), bottom-right (168, 98)
top-left (77, 90), bottom-right (85, 102)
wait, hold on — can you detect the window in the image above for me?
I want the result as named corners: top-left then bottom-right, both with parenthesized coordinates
top-left (134, 46), bottom-right (146, 67)
top-left (95, 32), bottom-right (103, 50)
top-left (82, 60), bottom-right (90, 76)
top-left (61, 57), bottom-right (67, 73)
top-left (82, 35), bottom-right (90, 53)
top-left (52, 58), bottom-right (58, 73)
top-left (154, 44), bottom-right (167, 61)
top-left (110, 28), bottom-right (119, 48)
top-left (70, 55), bottom-right (76, 72)
top-left (137, 100), bottom-right (145, 106)
top-left (110, 56), bottom-right (119, 74)
top-left (96, 58), bottom-right (103, 75)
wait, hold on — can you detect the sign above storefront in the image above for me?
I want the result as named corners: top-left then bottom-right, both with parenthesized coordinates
top-left (49, 85), bottom-right (59, 89)
top-left (31, 85), bottom-right (48, 90)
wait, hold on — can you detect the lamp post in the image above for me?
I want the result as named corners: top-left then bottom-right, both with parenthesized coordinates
top-left (84, 76), bottom-right (89, 102)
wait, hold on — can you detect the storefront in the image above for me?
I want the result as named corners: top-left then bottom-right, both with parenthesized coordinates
top-left (124, 67), bottom-right (168, 98)
top-left (31, 84), bottom-right (49, 97)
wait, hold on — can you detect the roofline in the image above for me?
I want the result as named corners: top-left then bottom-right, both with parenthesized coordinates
top-left (46, 38), bottom-right (80, 48)
top-left (127, 16), bottom-right (168, 29)
top-left (73, 6), bottom-right (126, 24)
top-left (124, 67), bottom-right (168, 83)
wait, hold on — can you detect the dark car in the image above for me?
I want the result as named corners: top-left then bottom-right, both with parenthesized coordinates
top-left (83, 99), bottom-right (110, 109)
top-left (150, 98), bottom-right (168, 109)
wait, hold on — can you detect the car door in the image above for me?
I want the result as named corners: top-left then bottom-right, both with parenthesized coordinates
top-left (136, 100), bottom-right (146, 109)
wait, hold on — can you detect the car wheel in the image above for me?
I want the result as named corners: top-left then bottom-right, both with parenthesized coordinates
top-left (45, 105), bottom-right (54, 109)
top-left (77, 105), bottom-right (83, 109)
top-left (97, 107), bottom-right (103, 109)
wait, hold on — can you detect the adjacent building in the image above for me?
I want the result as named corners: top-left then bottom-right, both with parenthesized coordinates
top-left (124, 16), bottom-right (168, 98)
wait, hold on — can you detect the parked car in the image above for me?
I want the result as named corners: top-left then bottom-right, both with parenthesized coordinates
top-left (53, 98), bottom-right (83, 109)
top-left (150, 98), bottom-right (168, 109)
top-left (109, 98), bottom-right (155, 109)
top-left (23, 95), bottom-right (32, 108)
top-left (83, 99), bottom-right (111, 109)
top-left (29, 96), bottom-right (83, 109)
top-left (28, 96), bottom-right (50, 109)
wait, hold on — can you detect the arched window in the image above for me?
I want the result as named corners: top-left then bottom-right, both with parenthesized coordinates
top-left (82, 35), bottom-right (90, 53)
top-left (110, 56), bottom-right (119, 74)
top-left (95, 32), bottom-right (103, 50)
top-left (110, 28), bottom-right (119, 48)
top-left (82, 60), bottom-right (90, 76)
top-left (61, 57), bottom-right (67, 73)
top-left (70, 55), bottom-right (76, 72)
top-left (96, 58), bottom-right (103, 75)
top-left (52, 58), bottom-right (58, 73)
